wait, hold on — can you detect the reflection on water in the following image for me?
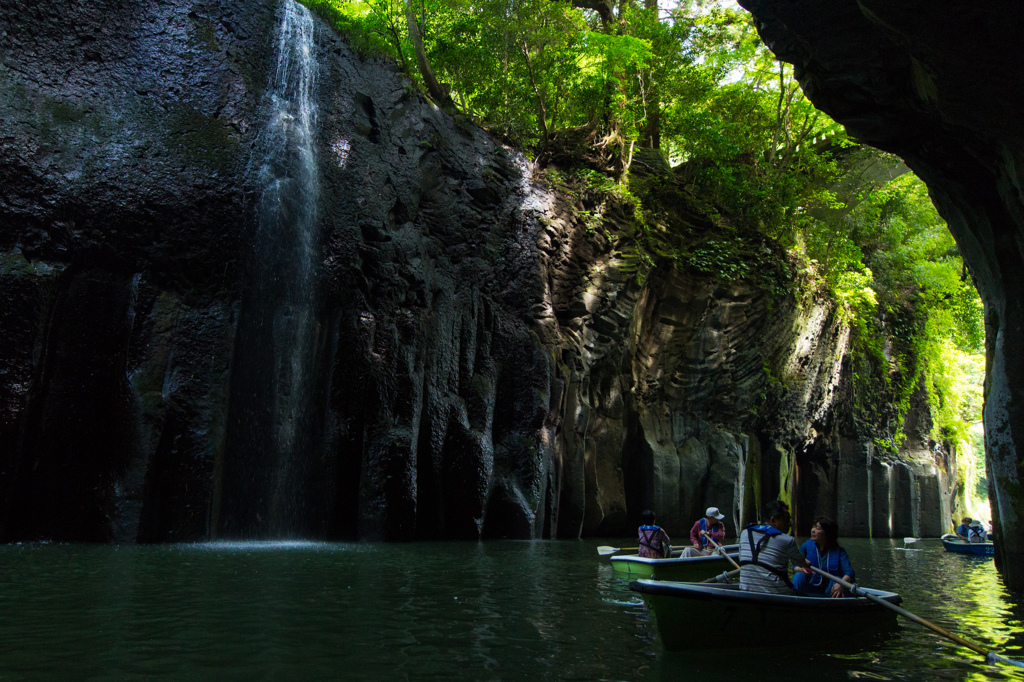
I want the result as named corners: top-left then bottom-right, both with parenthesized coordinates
top-left (0, 539), bottom-right (1020, 680)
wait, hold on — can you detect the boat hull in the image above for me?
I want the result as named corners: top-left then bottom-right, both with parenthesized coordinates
top-left (610, 547), bottom-right (739, 582)
top-left (942, 539), bottom-right (995, 556)
top-left (630, 580), bottom-right (901, 651)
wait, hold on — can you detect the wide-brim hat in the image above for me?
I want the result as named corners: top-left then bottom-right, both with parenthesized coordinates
top-left (706, 506), bottom-right (725, 520)
top-left (969, 520), bottom-right (983, 528)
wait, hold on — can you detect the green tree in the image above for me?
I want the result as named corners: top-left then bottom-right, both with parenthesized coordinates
top-left (304, 0), bottom-right (986, 469)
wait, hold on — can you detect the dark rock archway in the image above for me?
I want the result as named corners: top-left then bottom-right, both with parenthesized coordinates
top-left (737, 0), bottom-right (1024, 588)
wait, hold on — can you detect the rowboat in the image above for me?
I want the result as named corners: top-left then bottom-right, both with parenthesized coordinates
top-left (942, 537), bottom-right (995, 556)
top-left (629, 579), bottom-right (902, 650)
top-left (610, 545), bottom-right (739, 582)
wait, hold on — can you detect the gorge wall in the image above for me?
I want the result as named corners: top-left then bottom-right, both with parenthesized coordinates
top-left (0, 0), bottom-right (954, 544)
top-left (737, 0), bottom-right (1024, 589)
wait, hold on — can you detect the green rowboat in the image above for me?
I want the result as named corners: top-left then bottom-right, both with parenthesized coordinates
top-left (610, 546), bottom-right (739, 582)
top-left (630, 579), bottom-right (901, 650)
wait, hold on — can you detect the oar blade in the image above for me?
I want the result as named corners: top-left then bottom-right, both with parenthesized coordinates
top-left (809, 565), bottom-right (1024, 667)
top-left (597, 546), bottom-right (620, 556)
top-left (988, 652), bottom-right (1024, 669)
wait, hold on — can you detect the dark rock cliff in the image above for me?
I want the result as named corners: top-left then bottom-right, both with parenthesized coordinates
top-left (737, 0), bottom-right (1024, 588)
top-left (0, 0), bottom-right (953, 545)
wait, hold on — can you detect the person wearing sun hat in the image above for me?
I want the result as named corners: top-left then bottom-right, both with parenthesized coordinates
top-left (968, 519), bottom-right (987, 543)
top-left (681, 506), bottom-right (727, 557)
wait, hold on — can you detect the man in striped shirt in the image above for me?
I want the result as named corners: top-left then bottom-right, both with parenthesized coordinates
top-left (738, 500), bottom-right (810, 594)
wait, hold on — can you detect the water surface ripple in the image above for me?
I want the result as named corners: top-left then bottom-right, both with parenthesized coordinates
top-left (0, 539), bottom-right (1021, 680)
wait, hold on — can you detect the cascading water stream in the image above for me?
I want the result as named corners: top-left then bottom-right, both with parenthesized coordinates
top-left (218, 0), bottom-right (333, 538)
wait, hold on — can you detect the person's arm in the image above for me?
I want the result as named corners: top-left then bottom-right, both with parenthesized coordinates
top-left (689, 521), bottom-right (701, 547)
top-left (793, 540), bottom-right (813, 574)
top-left (660, 529), bottom-right (673, 557)
top-left (786, 537), bottom-right (810, 569)
top-left (830, 548), bottom-right (855, 598)
top-left (838, 547), bottom-right (854, 581)
top-left (711, 522), bottom-right (726, 544)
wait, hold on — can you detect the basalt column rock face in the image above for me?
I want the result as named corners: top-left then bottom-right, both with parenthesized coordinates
top-left (792, 381), bottom-right (952, 541)
top-left (0, 0), bottom-right (618, 542)
top-left (0, 0), bottom-right (958, 545)
top-left (0, 0), bottom-right (264, 541)
top-left (737, 0), bottom-right (1024, 586)
top-left (0, 0), bottom-right (558, 542)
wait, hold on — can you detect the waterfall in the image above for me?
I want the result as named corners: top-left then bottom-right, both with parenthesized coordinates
top-left (218, 0), bottom-right (333, 538)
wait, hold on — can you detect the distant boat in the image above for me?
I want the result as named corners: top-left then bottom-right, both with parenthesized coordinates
top-left (629, 579), bottom-right (902, 650)
top-left (610, 546), bottom-right (739, 582)
top-left (942, 537), bottom-right (995, 556)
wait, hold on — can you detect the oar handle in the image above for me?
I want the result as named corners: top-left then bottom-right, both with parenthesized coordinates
top-left (806, 566), bottom-right (993, 659)
top-left (701, 531), bottom-right (742, 571)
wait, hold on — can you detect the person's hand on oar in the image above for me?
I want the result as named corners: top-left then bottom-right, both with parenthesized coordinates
top-left (700, 531), bottom-right (741, 571)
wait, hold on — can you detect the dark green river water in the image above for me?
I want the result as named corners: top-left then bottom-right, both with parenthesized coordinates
top-left (0, 538), bottom-right (1020, 680)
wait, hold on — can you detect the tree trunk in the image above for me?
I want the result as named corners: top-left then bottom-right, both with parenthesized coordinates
top-left (404, 0), bottom-right (457, 113)
top-left (638, 0), bottom-right (660, 148)
top-left (572, 0), bottom-right (614, 29)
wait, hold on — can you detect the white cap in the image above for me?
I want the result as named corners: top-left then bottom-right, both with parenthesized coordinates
top-left (706, 507), bottom-right (725, 520)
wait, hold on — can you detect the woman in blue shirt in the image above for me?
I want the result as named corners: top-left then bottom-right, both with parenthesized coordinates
top-left (793, 516), bottom-right (854, 598)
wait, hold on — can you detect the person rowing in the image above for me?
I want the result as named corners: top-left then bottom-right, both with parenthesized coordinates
top-left (681, 506), bottom-right (727, 558)
top-left (638, 509), bottom-right (672, 558)
top-left (738, 500), bottom-right (810, 594)
top-left (955, 517), bottom-right (972, 542)
top-left (793, 516), bottom-right (854, 598)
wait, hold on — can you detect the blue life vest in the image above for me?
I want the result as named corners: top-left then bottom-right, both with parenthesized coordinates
top-left (746, 523), bottom-right (782, 537)
top-left (699, 517), bottom-right (712, 547)
top-left (639, 525), bottom-right (670, 557)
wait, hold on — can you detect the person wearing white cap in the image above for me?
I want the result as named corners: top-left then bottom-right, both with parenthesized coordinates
top-left (968, 519), bottom-right (987, 543)
top-left (680, 506), bottom-right (727, 557)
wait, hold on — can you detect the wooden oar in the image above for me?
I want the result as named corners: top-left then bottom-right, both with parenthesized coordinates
top-left (904, 534), bottom-right (954, 544)
top-left (701, 531), bottom-right (741, 571)
top-left (807, 565), bottom-right (1024, 668)
top-left (597, 545), bottom-right (639, 556)
top-left (598, 544), bottom-right (682, 557)
top-left (702, 568), bottom-right (740, 583)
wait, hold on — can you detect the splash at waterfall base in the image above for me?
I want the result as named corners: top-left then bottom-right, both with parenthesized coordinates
top-left (0, 0), bottom-right (968, 547)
